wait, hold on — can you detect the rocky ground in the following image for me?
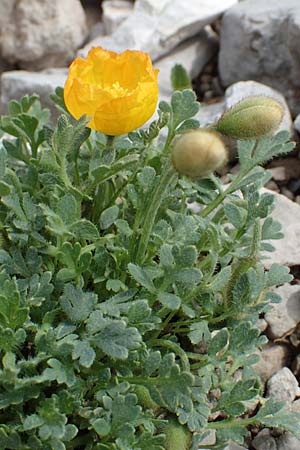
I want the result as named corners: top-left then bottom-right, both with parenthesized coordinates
top-left (1, 1), bottom-right (300, 449)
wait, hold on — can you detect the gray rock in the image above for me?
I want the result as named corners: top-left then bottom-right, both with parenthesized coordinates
top-left (198, 429), bottom-right (216, 448)
top-left (290, 398), bottom-right (300, 413)
top-left (266, 367), bottom-right (300, 403)
top-left (265, 284), bottom-right (300, 339)
top-left (157, 27), bottom-right (218, 101)
top-left (0, 69), bottom-right (67, 118)
top-left (256, 318), bottom-right (268, 334)
top-left (102, 0), bottom-right (134, 34)
top-left (1, 0), bottom-right (87, 69)
top-left (294, 114), bottom-right (300, 134)
top-left (196, 101), bottom-right (225, 128)
top-left (79, 0), bottom-right (237, 60)
top-left (252, 342), bottom-right (290, 384)
top-left (277, 433), bottom-right (300, 450)
top-left (224, 81), bottom-right (293, 134)
top-left (224, 442), bottom-right (248, 450)
top-left (252, 429), bottom-right (277, 450)
top-left (261, 189), bottom-right (300, 268)
top-left (218, 0), bottom-right (300, 115)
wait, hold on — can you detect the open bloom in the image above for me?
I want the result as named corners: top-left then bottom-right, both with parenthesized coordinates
top-left (64, 47), bottom-right (159, 136)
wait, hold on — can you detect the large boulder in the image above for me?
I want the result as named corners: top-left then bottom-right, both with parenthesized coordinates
top-left (0, 69), bottom-right (67, 118)
top-left (79, 0), bottom-right (237, 60)
top-left (0, 0), bottom-right (87, 70)
top-left (218, 0), bottom-right (300, 115)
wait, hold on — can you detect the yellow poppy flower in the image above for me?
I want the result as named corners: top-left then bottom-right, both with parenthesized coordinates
top-left (64, 47), bottom-right (159, 136)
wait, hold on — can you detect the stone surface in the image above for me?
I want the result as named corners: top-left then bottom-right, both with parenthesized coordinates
top-left (79, 0), bottom-right (237, 60)
top-left (102, 0), bottom-right (134, 34)
top-left (265, 284), bottom-right (300, 339)
top-left (224, 442), bottom-right (248, 450)
top-left (252, 429), bottom-right (277, 450)
top-left (277, 433), bottom-right (300, 450)
top-left (218, 0), bottom-right (300, 115)
top-left (266, 367), bottom-right (300, 403)
top-left (261, 188), bottom-right (300, 268)
top-left (294, 114), bottom-right (300, 134)
top-left (252, 342), bottom-right (290, 384)
top-left (224, 81), bottom-right (293, 134)
top-left (198, 429), bottom-right (216, 448)
top-left (1, 0), bottom-right (87, 69)
top-left (256, 318), bottom-right (268, 334)
top-left (157, 28), bottom-right (218, 101)
top-left (196, 101), bottom-right (225, 128)
top-left (0, 69), bottom-right (67, 118)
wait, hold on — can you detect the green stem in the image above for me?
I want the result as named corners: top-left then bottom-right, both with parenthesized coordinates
top-left (199, 172), bottom-right (245, 218)
top-left (134, 162), bottom-right (177, 265)
top-left (149, 339), bottom-right (190, 372)
top-left (162, 126), bottom-right (175, 157)
top-left (106, 135), bottom-right (115, 152)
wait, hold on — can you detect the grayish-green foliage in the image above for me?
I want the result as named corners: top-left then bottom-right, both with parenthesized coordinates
top-left (0, 90), bottom-right (298, 449)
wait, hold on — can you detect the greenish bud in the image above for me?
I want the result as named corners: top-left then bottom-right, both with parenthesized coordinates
top-left (171, 64), bottom-right (192, 91)
top-left (172, 129), bottom-right (227, 179)
top-left (163, 416), bottom-right (192, 450)
top-left (134, 385), bottom-right (159, 411)
top-left (215, 96), bottom-right (284, 139)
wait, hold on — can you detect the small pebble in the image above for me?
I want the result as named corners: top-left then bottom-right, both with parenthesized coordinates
top-left (280, 186), bottom-right (294, 201)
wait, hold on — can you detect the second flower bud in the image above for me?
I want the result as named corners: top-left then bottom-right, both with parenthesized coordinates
top-left (171, 129), bottom-right (227, 179)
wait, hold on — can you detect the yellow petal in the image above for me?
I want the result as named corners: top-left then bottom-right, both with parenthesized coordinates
top-left (94, 79), bottom-right (159, 135)
top-left (64, 46), bottom-right (159, 135)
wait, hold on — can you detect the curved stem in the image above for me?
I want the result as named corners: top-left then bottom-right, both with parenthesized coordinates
top-left (133, 162), bottom-right (177, 265)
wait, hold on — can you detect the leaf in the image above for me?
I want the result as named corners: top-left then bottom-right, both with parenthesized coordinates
top-left (128, 263), bottom-right (156, 293)
top-left (43, 358), bottom-right (76, 387)
top-left (70, 219), bottom-right (100, 240)
top-left (72, 340), bottom-right (96, 368)
top-left (56, 193), bottom-right (80, 225)
top-left (91, 154), bottom-right (139, 184)
top-left (111, 394), bottom-right (141, 434)
top-left (92, 320), bottom-right (142, 360)
top-left (266, 264), bottom-right (292, 287)
top-left (60, 284), bottom-right (97, 323)
top-left (208, 329), bottom-right (229, 357)
top-left (188, 321), bottom-right (210, 345)
top-left (255, 399), bottom-right (300, 437)
top-left (157, 292), bottom-right (181, 310)
top-left (137, 166), bottom-right (156, 190)
top-left (171, 90), bottom-right (200, 128)
top-left (171, 64), bottom-right (192, 91)
top-left (100, 205), bottom-right (119, 229)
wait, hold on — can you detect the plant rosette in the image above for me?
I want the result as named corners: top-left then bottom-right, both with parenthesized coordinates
top-left (0, 47), bottom-right (298, 450)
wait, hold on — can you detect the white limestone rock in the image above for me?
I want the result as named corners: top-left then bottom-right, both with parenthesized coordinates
top-left (0, 69), bottom-right (67, 118)
top-left (265, 284), bottom-right (300, 339)
top-left (79, 0), bottom-right (237, 60)
top-left (277, 433), bottom-right (300, 450)
top-left (157, 27), bottom-right (218, 101)
top-left (294, 114), bottom-right (300, 134)
top-left (262, 189), bottom-right (300, 268)
top-left (266, 367), bottom-right (300, 403)
top-left (252, 342), bottom-right (290, 384)
top-left (102, 0), bottom-right (134, 35)
top-left (218, 0), bottom-right (300, 115)
top-left (1, 0), bottom-right (87, 70)
top-left (252, 429), bottom-right (277, 450)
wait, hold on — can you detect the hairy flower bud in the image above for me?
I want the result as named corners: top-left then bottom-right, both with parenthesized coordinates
top-left (171, 129), bottom-right (227, 178)
top-left (164, 417), bottom-right (192, 450)
top-left (215, 96), bottom-right (284, 139)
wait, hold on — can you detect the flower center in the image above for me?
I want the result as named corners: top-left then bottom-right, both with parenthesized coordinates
top-left (107, 81), bottom-right (129, 98)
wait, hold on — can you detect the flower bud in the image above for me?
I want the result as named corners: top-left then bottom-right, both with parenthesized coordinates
top-left (164, 417), bottom-right (192, 450)
top-left (215, 96), bottom-right (284, 139)
top-left (171, 129), bottom-right (227, 178)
